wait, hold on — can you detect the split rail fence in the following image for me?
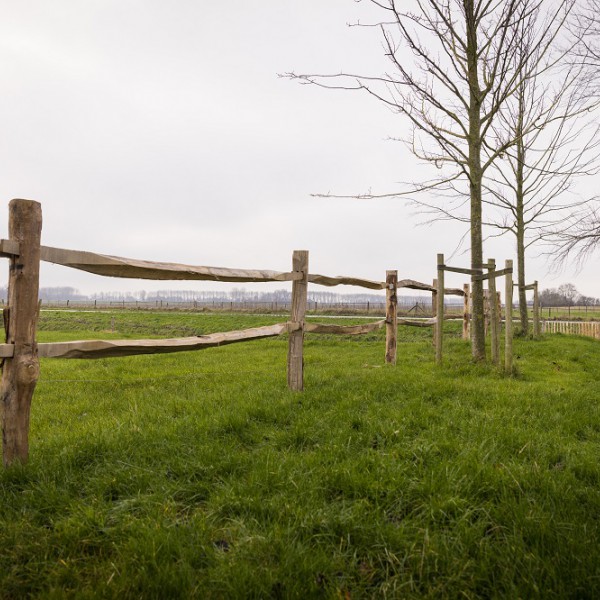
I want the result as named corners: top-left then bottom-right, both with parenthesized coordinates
top-left (1, 199), bottom-right (478, 466)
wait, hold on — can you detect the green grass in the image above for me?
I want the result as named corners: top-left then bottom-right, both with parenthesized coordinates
top-left (1, 311), bottom-right (599, 598)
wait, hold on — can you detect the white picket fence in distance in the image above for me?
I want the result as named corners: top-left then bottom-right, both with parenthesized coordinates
top-left (542, 320), bottom-right (600, 339)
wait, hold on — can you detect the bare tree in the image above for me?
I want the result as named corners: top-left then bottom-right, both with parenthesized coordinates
top-left (480, 7), bottom-right (599, 335)
top-left (283, 0), bottom-right (574, 361)
top-left (544, 0), bottom-right (600, 266)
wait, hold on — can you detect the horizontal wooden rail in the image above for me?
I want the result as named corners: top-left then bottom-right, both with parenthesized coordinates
top-left (0, 239), bottom-right (19, 257)
top-left (398, 317), bottom-right (435, 328)
top-left (305, 320), bottom-right (386, 335)
top-left (11, 323), bottom-right (298, 360)
top-left (308, 273), bottom-right (385, 290)
top-left (440, 265), bottom-right (483, 276)
top-left (37, 245), bottom-right (302, 283)
top-left (472, 267), bottom-right (513, 282)
top-left (398, 279), bottom-right (465, 296)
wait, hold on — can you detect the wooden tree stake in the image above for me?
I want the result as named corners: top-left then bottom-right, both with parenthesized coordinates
top-left (462, 283), bottom-right (470, 340)
top-left (487, 259), bottom-right (500, 366)
top-left (432, 278), bottom-right (438, 348)
top-left (436, 254), bottom-right (444, 364)
top-left (533, 280), bottom-right (541, 338)
top-left (2, 199), bottom-right (42, 467)
top-left (385, 270), bottom-right (398, 365)
top-left (287, 250), bottom-right (308, 391)
top-left (504, 259), bottom-right (514, 374)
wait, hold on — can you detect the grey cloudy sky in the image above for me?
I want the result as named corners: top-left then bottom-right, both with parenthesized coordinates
top-left (0, 1), bottom-right (597, 298)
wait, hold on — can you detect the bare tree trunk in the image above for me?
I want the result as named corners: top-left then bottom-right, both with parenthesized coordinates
top-left (467, 8), bottom-right (486, 361)
top-left (515, 94), bottom-right (529, 336)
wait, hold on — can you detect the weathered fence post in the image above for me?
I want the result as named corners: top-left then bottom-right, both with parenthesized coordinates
top-left (496, 291), bottom-right (502, 335)
top-left (1, 199), bottom-right (42, 467)
top-left (487, 259), bottom-right (500, 366)
top-left (436, 254), bottom-right (444, 365)
top-left (504, 259), bottom-right (513, 374)
top-left (432, 278), bottom-right (438, 348)
top-left (483, 289), bottom-right (490, 337)
top-left (463, 283), bottom-right (470, 340)
top-left (287, 250), bottom-right (308, 391)
top-left (533, 280), bottom-right (541, 338)
top-left (385, 270), bottom-right (398, 365)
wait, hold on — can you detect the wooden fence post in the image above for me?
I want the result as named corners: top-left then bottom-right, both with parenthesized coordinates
top-left (533, 280), bottom-right (541, 338)
top-left (385, 270), bottom-right (398, 365)
top-left (496, 292), bottom-right (502, 335)
top-left (432, 278), bottom-right (437, 348)
top-left (1, 199), bottom-right (42, 467)
top-left (487, 259), bottom-right (500, 366)
top-left (504, 259), bottom-right (513, 374)
top-left (287, 250), bottom-right (308, 391)
top-left (436, 254), bottom-right (444, 364)
top-left (463, 283), bottom-right (470, 340)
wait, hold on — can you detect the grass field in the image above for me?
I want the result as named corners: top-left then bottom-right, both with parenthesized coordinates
top-left (1, 310), bottom-right (599, 598)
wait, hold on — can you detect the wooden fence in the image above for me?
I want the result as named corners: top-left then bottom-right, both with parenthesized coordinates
top-left (542, 320), bottom-right (600, 338)
top-left (435, 254), bottom-right (515, 371)
top-left (1, 199), bottom-right (473, 467)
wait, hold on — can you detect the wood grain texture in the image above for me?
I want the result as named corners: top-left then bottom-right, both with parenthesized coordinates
top-left (0, 343), bottom-right (14, 358)
top-left (504, 260), bottom-right (514, 374)
top-left (0, 239), bottom-right (20, 257)
top-left (463, 283), bottom-right (470, 340)
top-left (533, 281), bottom-right (541, 338)
top-left (308, 273), bottom-right (385, 290)
top-left (288, 251), bottom-right (308, 391)
top-left (305, 320), bottom-right (385, 335)
top-left (436, 254), bottom-right (444, 364)
top-left (2, 200), bottom-right (42, 467)
top-left (37, 323), bottom-right (293, 359)
top-left (385, 271), bottom-right (398, 365)
top-left (399, 279), bottom-right (466, 296)
top-left (40, 245), bottom-right (301, 283)
top-left (440, 265), bottom-right (483, 276)
top-left (487, 260), bottom-right (500, 366)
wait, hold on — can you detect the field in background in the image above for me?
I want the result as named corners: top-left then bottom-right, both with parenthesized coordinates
top-left (1, 311), bottom-right (599, 598)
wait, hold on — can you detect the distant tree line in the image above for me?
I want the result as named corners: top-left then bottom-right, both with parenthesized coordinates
top-left (539, 284), bottom-right (600, 307)
top-left (2, 284), bottom-right (596, 308)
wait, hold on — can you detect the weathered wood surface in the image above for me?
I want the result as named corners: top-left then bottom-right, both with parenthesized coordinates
top-left (504, 260), bottom-right (514, 374)
top-left (463, 283), bottom-right (470, 340)
top-left (308, 273), bottom-right (385, 290)
top-left (398, 318), bottom-right (435, 328)
top-left (305, 320), bottom-right (385, 335)
top-left (436, 254), bottom-right (444, 364)
top-left (472, 267), bottom-right (513, 282)
top-left (36, 323), bottom-right (294, 359)
top-left (533, 281), bottom-right (541, 338)
top-left (2, 200), bottom-right (42, 467)
top-left (440, 265), bottom-right (483, 276)
top-left (386, 271), bottom-right (398, 365)
top-left (399, 278), bottom-right (466, 296)
top-left (432, 278), bottom-right (438, 348)
top-left (0, 344), bottom-right (14, 358)
top-left (40, 245), bottom-right (301, 283)
top-left (288, 251), bottom-right (308, 391)
top-left (0, 239), bottom-right (20, 257)
top-left (488, 260), bottom-right (500, 366)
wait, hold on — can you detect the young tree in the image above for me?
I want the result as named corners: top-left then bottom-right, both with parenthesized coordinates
top-left (482, 6), bottom-right (598, 335)
top-left (544, 0), bottom-right (600, 265)
top-left (284, 0), bottom-right (574, 360)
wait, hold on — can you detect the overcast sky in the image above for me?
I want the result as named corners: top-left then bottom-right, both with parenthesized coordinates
top-left (1, 0), bottom-right (598, 299)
